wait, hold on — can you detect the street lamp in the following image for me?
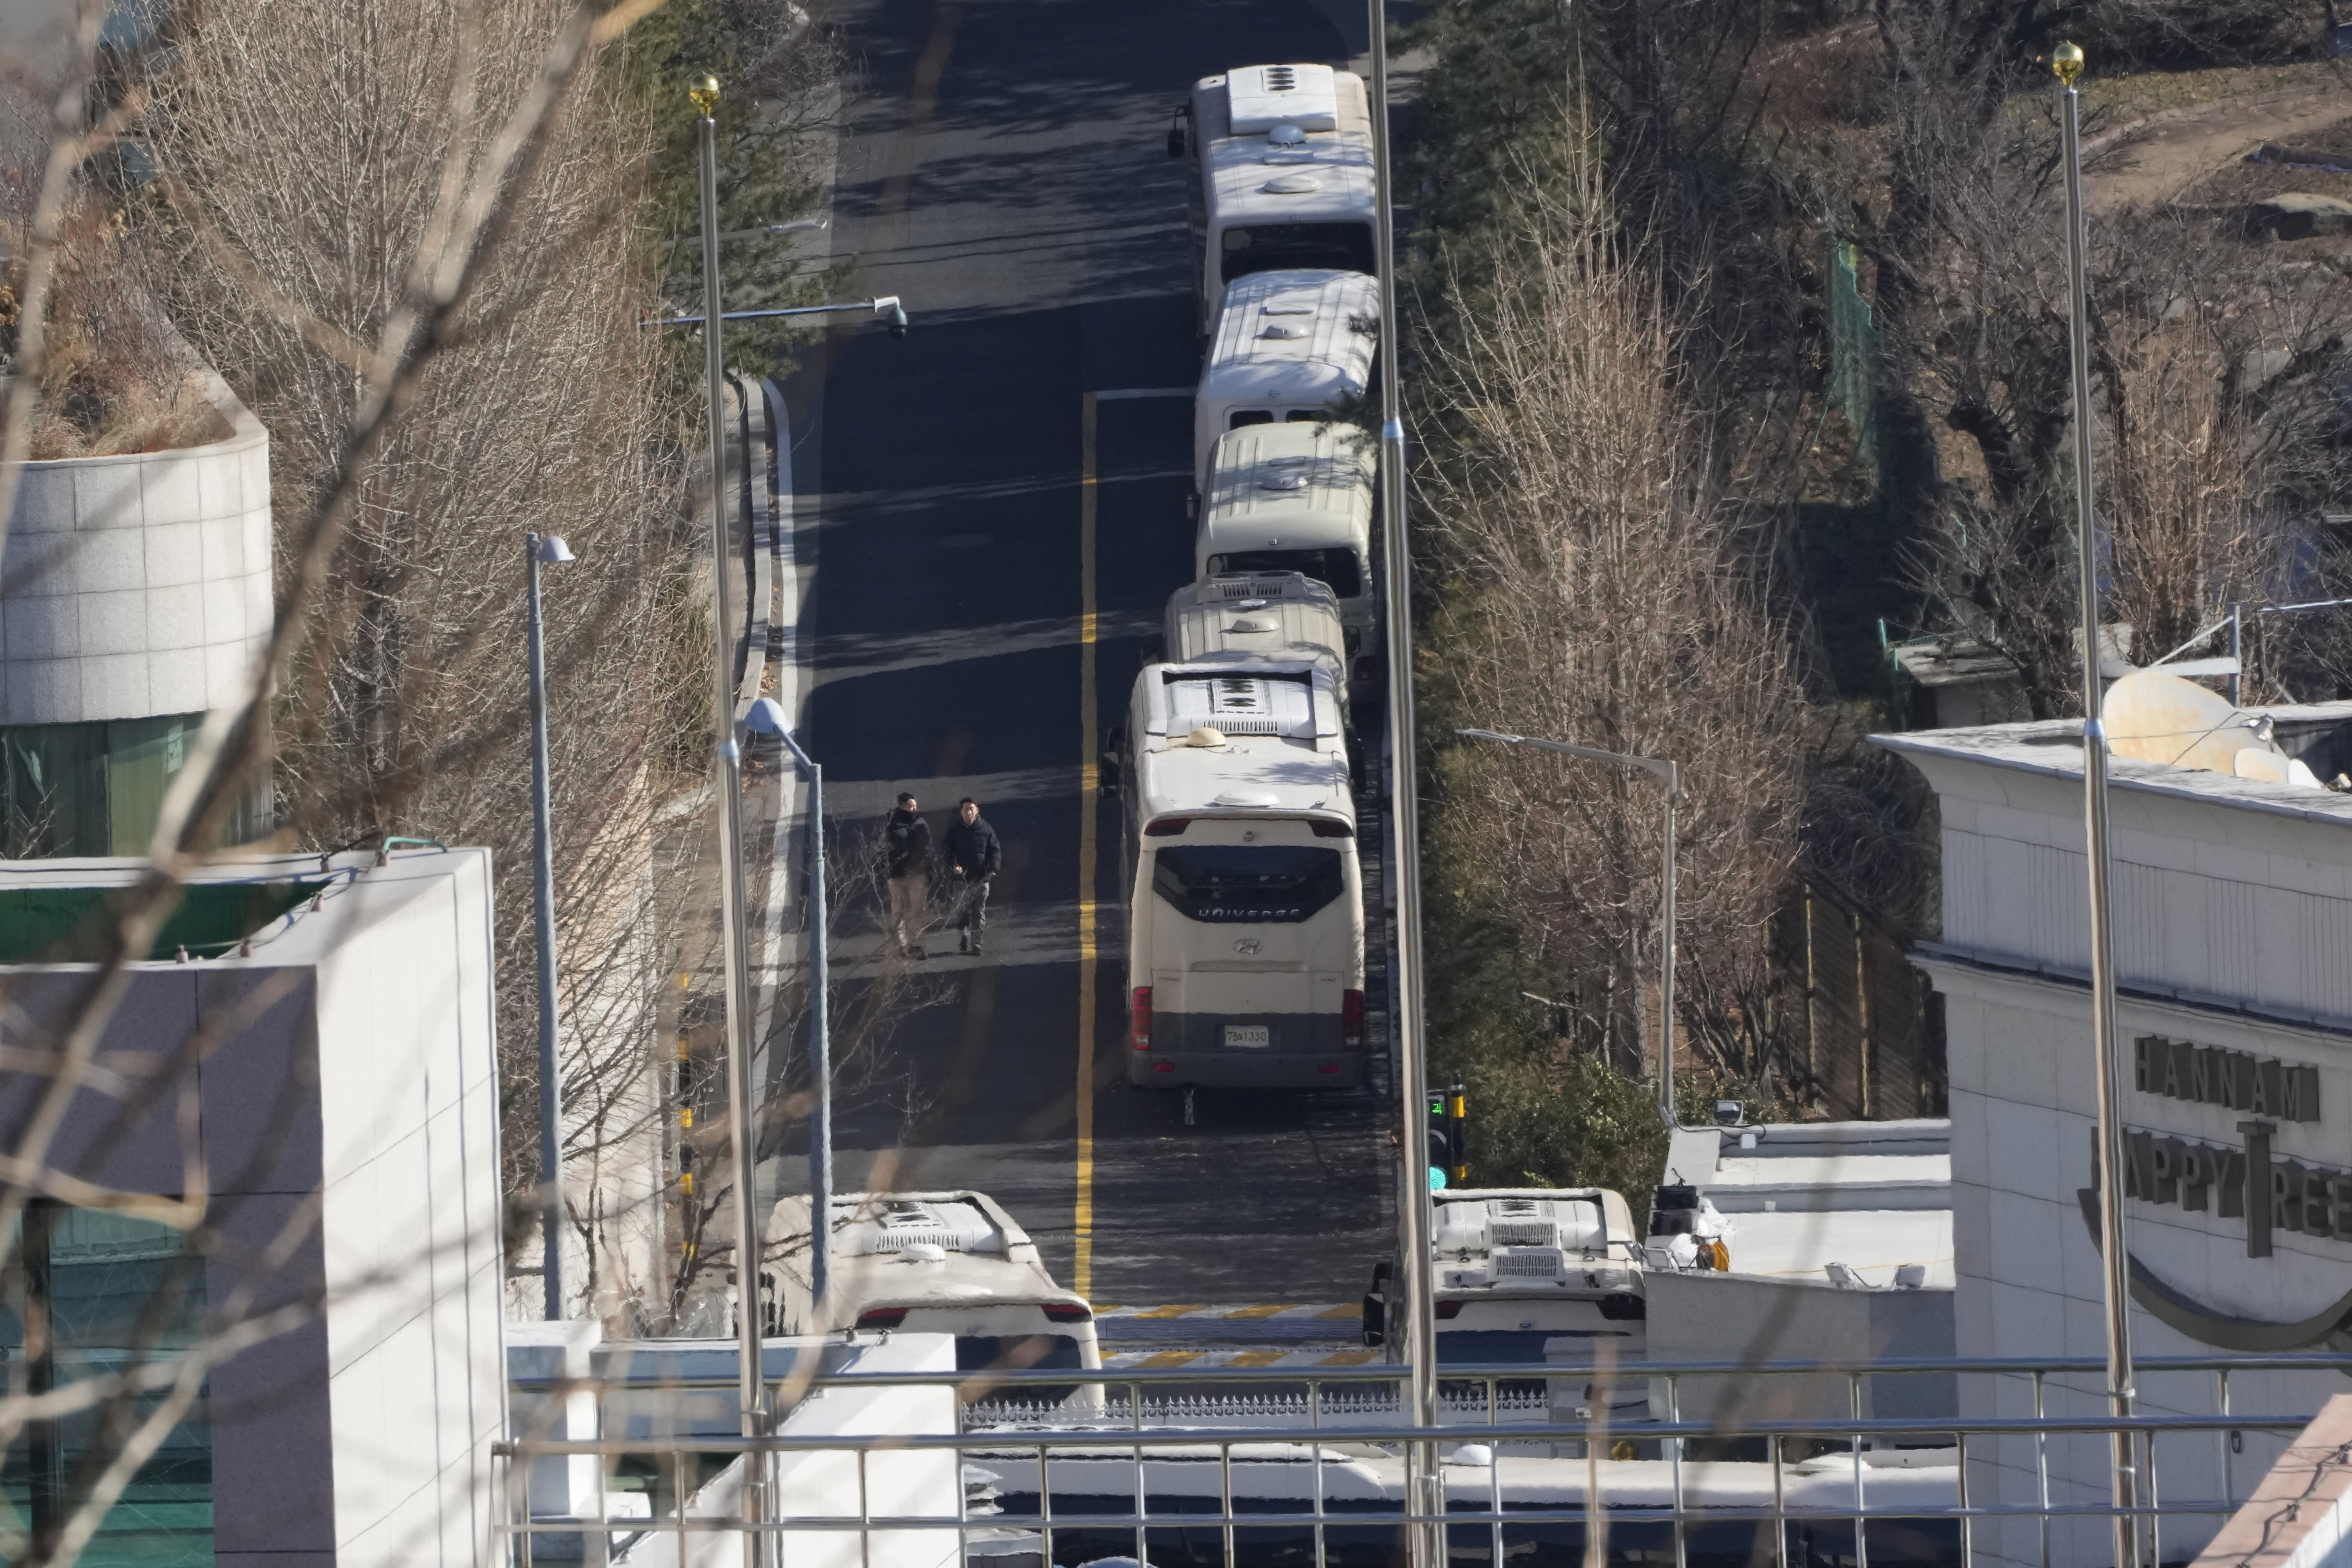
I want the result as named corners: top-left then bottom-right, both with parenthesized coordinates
top-left (1456, 729), bottom-right (1685, 1125)
top-left (2054, 41), bottom-right (2142, 1568)
top-left (715, 217), bottom-right (828, 245)
top-left (743, 696), bottom-right (831, 1314)
top-left (650, 295), bottom-right (909, 337)
top-left (690, 73), bottom-right (771, 1511)
top-left (525, 529), bottom-right (573, 1322)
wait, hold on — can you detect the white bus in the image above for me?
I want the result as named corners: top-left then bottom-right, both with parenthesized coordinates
top-left (760, 1190), bottom-right (1100, 1375)
top-left (1103, 660), bottom-right (1364, 1092)
top-left (1163, 570), bottom-right (1350, 690)
top-left (1193, 268), bottom-right (1379, 496)
top-left (1361, 1188), bottom-right (1649, 1368)
top-left (1168, 63), bottom-right (1377, 334)
top-left (1196, 420), bottom-right (1379, 674)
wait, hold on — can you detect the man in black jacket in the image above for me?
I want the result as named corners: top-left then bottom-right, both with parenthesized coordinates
top-left (942, 796), bottom-right (1002, 954)
top-left (885, 793), bottom-right (932, 956)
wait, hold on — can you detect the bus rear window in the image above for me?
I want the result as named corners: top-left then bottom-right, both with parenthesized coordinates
top-left (1209, 548), bottom-right (1362, 599)
top-left (1220, 222), bottom-right (1377, 284)
top-left (1228, 410), bottom-right (1274, 430)
top-left (1153, 845), bottom-right (1345, 924)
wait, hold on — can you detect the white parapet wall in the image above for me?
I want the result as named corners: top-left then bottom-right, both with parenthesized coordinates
top-left (1, 368), bottom-right (271, 725)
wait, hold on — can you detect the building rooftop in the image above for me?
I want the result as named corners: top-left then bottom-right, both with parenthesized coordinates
top-left (1660, 1120), bottom-right (1953, 1289)
top-left (1873, 699), bottom-right (2352, 830)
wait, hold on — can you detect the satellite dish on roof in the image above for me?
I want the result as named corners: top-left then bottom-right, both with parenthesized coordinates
top-left (1185, 726), bottom-right (1228, 747)
top-left (2232, 748), bottom-right (2323, 789)
top-left (1267, 122), bottom-right (1307, 145)
top-left (2103, 669), bottom-right (2270, 775)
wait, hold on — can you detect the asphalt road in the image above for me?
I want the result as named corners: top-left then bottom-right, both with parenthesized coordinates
top-left (767, 0), bottom-right (1396, 1319)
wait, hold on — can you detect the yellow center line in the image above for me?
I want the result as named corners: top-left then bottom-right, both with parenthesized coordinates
top-left (1313, 1303), bottom-right (1364, 1319)
top-left (1223, 1304), bottom-right (1293, 1319)
top-left (1315, 1349), bottom-right (1379, 1366)
top-left (1226, 1350), bottom-right (1292, 1368)
top-left (1132, 1303), bottom-right (1209, 1319)
top-left (1137, 1351), bottom-right (1202, 1369)
top-left (1074, 391), bottom-right (1099, 1300)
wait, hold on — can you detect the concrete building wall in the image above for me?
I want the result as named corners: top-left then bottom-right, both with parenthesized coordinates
top-left (1881, 714), bottom-right (2352, 1567)
top-left (0, 849), bottom-right (506, 1568)
top-left (1, 369), bottom-right (273, 725)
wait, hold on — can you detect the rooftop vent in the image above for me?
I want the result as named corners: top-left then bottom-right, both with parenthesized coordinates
top-left (1166, 673), bottom-right (1316, 737)
top-left (1489, 1246), bottom-right (1567, 1280)
top-left (1226, 64), bottom-right (1340, 136)
top-left (844, 1199), bottom-right (1001, 1257)
top-left (1259, 323), bottom-right (1308, 340)
top-left (1261, 173), bottom-right (1323, 195)
top-left (1260, 472), bottom-right (1308, 490)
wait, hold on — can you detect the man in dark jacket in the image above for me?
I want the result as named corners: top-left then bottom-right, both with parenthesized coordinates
top-left (942, 796), bottom-right (1002, 954)
top-left (886, 793), bottom-right (932, 956)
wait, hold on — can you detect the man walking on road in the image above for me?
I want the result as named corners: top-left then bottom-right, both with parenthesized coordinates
top-left (943, 796), bottom-right (1002, 955)
top-left (886, 793), bottom-right (932, 957)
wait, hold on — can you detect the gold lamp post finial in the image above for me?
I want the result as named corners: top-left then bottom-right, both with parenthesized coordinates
top-left (2052, 40), bottom-right (2084, 88)
top-left (689, 75), bottom-right (720, 118)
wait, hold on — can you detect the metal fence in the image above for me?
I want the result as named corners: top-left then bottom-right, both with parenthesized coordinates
top-left (496, 1351), bottom-right (2352, 1568)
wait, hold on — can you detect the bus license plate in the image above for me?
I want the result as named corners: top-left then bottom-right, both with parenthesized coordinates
top-left (1223, 1025), bottom-right (1271, 1048)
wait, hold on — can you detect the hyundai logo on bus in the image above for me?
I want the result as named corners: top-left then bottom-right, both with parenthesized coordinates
top-left (2133, 1033), bottom-right (2320, 1121)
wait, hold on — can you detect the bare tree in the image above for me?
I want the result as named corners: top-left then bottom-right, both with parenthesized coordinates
top-left (1415, 143), bottom-right (1813, 1084)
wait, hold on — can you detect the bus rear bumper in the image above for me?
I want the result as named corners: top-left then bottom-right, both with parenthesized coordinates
top-left (1125, 1051), bottom-right (1365, 1089)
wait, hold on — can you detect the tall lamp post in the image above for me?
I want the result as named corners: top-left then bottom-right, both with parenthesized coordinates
top-left (1364, 0), bottom-right (1439, 1555)
top-left (744, 697), bottom-right (831, 1313)
top-left (2054, 41), bottom-right (2141, 1568)
top-left (1456, 730), bottom-right (1684, 1125)
top-left (689, 75), bottom-right (771, 1520)
top-left (525, 530), bottom-right (574, 1322)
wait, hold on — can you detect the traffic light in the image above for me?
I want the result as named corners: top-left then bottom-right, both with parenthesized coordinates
top-left (1426, 1082), bottom-right (1468, 1187)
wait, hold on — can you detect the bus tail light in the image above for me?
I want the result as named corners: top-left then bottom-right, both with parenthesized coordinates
top-left (1342, 990), bottom-right (1364, 1051)
top-left (856, 1307), bottom-right (909, 1330)
top-left (1042, 1302), bottom-right (1093, 1323)
top-left (1131, 988), bottom-right (1152, 1050)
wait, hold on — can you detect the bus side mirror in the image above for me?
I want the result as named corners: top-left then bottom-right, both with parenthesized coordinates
top-left (1360, 1291), bottom-right (1384, 1347)
top-left (1167, 126), bottom-right (1186, 158)
top-left (1100, 728), bottom-right (1126, 797)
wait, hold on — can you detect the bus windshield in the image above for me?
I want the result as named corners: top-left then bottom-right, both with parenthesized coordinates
top-left (1208, 548), bottom-right (1362, 599)
top-left (1153, 845), bottom-right (1345, 923)
top-left (1220, 222), bottom-right (1376, 284)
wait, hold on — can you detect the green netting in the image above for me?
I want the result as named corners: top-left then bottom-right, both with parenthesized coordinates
top-left (0, 879), bottom-right (325, 963)
top-left (1826, 238), bottom-right (1882, 473)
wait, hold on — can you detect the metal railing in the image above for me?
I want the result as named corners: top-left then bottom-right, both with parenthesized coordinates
top-left (496, 1351), bottom-right (2352, 1568)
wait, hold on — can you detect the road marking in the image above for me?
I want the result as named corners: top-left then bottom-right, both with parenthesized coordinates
top-left (1226, 1350), bottom-right (1292, 1368)
top-left (1315, 1349), bottom-right (1381, 1366)
top-left (1225, 1304), bottom-right (1292, 1319)
top-left (1130, 1303), bottom-right (1209, 1319)
top-left (1092, 386), bottom-right (1193, 401)
top-left (1136, 1351), bottom-right (1204, 1369)
top-left (1074, 390), bottom-right (1099, 1299)
top-left (1314, 1303), bottom-right (1364, 1319)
